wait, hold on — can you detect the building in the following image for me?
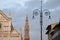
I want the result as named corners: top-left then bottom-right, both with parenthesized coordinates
top-left (46, 22), bottom-right (60, 40)
top-left (0, 10), bottom-right (30, 40)
top-left (24, 16), bottom-right (30, 40)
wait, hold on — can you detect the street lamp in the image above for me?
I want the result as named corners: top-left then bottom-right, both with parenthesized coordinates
top-left (32, 0), bottom-right (51, 40)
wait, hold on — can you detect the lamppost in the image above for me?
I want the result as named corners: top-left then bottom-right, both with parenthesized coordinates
top-left (32, 0), bottom-right (51, 40)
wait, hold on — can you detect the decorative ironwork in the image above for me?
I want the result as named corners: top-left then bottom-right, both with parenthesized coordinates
top-left (32, 0), bottom-right (51, 40)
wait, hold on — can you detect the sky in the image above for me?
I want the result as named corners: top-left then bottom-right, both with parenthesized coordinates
top-left (0, 0), bottom-right (60, 40)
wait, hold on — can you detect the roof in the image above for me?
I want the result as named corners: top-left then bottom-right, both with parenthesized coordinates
top-left (51, 22), bottom-right (59, 29)
top-left (53, 22), bottom-right (60, 29)
top-left (46, 25), bottom-right (51, 30)
top-left (46, 22), bottom-right (59, 30)
top-left (0, 10), bottom-right (11, 20)
top-left (46, 22), bottom-right (59, 34)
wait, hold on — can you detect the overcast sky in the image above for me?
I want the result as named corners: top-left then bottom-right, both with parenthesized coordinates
top-left (0, 0), bottom-right (60, 40)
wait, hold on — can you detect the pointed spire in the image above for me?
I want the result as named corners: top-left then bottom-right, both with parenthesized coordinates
top-left (26, 15), bottom-right (28, 23)
top-left (20, 27), bottom-right (23, 40)
top-left (24, 16), bottom-right (30, 40)
top-left (20, 27), bottom-right (22, 34)
top-left (8, 11), bottom-right (12, 18)
top-left (25, 16), bottom-right (29, 30)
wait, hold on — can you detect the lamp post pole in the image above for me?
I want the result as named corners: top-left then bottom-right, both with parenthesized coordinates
top-left (32, 0), bottom-right (51, 40)
top-left (40, 0), bottom-right (43, 40)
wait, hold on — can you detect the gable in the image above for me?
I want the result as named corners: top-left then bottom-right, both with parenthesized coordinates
top-left (0, 11), bottom-right (10, 22)
top-left (11, 28), bottom-right (18, 34)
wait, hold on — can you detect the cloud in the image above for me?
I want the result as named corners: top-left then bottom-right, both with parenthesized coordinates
top-left (49, 7), bottom-right (60, 12)
top-left (43, 0), bottom-right (48, 3)
top-left (0, 0), bottom-right (31, 9)
top-left (44, 0), bottom-right (60, 9)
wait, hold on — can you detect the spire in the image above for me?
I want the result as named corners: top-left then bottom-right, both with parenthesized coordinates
top-left (8, 11), bottom-right (12, 23)
top-left (8, 11), bottom-right (12, 18)
top-left (20, 27), bottom-right (23, 40)
top-left (20, 27), bottom-right (22, 35)
top-left (25, 16), bottom-right (29, 30)
top-left (26, 16), bottom-right (28, 23)
top-left (24, 16), bottom-right (30, 40)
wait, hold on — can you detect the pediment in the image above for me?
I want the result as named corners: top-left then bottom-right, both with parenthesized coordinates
top-left (0, 11), bottom-right (10, 22)
top-left (11, 28), bottom-right (18, 34)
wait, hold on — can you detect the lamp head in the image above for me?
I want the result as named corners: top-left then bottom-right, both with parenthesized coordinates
top-left (32, 15), bottom-right (34, 19)
top-left (49, 16), bottom-right (51, 19)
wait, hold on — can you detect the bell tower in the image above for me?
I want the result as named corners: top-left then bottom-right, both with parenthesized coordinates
top-left (24, 16), bottom-right (30, 40)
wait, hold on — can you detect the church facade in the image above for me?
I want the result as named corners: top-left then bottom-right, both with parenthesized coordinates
top-left (0, 10), bottom-right (30, 40)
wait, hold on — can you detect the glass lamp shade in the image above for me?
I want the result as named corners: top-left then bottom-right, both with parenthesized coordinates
top-left (49, 16), bottom-right (51, 19)
top-left (32, 15), bottom-right (34, 19)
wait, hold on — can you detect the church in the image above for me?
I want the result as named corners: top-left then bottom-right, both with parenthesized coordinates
top-left (0, 10), bottom-right (30, 40)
